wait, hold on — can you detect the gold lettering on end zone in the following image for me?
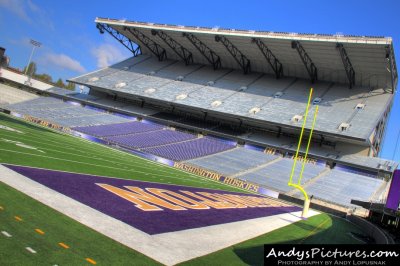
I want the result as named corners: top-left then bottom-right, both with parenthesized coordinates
top-left (96, 184), bottom-right (274, 212)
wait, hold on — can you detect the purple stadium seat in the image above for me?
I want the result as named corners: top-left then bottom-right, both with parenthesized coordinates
top-left (105, 129), bottom-right (197, 149)
top-left (73, 121), bottom-right (163, 137)
top-left (143, 137), bottom-right (235, 161)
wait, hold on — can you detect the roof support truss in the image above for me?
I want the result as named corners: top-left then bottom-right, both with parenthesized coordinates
top-left (151, 30), bottom-right (193, 65)
top-left (96, 23), bottom-right (141, 56)
top-left (252, 38), bottom-right (283, 79)
top-left (215, 35), bottom-right (251, 74)
top-left (183, 33), bottom-right (221, 70)
top-left (291, 41), bottom-right (318, 83)
top-left (336, 43), bottom-right (355, 89)
top-left (386, 45), bottom-right (398, 94)
top-left (124, 27), bottom-right (167, 61)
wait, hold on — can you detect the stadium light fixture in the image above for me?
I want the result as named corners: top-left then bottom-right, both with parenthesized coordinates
top-left (24, 39), bottom-right (41, 86)
top-left (25, 39), bottom-right (41, 76)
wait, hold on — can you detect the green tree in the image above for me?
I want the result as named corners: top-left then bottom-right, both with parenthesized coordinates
top-left (34, 73), bottom-right (53, 83)
top-left (23, 61), bottom-right (37, 76)
top-left (65, 82), bottom-right (76, 91)
top-left (55, 78), bottom-right (65, 88)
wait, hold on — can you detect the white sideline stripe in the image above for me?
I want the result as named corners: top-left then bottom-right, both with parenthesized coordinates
top-left (1, 231), bottom-right (12, 237)
top-left (25, 247), bottom-right (37, 254)
top-left (1, 115), bottom-right (253, 193)
top-left (0, 164), bottom-right (318, 265)
top-left (2, 163), bottom-right (228, 193)
top-left (0, 148), bottom-right (209, 185)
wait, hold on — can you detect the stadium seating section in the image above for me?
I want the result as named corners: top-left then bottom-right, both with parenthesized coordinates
top-left (74, 121), bottom-right (163, 137)
top-left (295, 168), bottom-right (385, 207)
top-left (70, 55), bottom-right (392, 140)
top-left (142, 137), bottom-right (235, 161)
top-left (0, 83), bottom-right (38, 105)
top-left (0, 81), bottom-right (389, 207)
top-left (105, 129), bottom-right (197, 149)
top-left (187, 147), bottom-right (279, 176)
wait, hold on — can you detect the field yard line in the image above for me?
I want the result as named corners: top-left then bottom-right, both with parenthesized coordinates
top-left (0, 164), bottom-right (318, 266)
top-left (1, 231), bottom-right (12, 237)
top-left (25, 247), bottom-right (37, 254)
top-left (0, 137), bottom-right (138, 168)
top-left (1, 141), bottom-right (255, 193)
top-left (0, 132), bottom-right (139, 164)
top-left (0, 149), bottom-right (212, 185)
top-left (1, 114), bottom-right (255, 193)
top-left (1, 163), bottom-right (248, 192)
top-left (1, 131), bottom-right (244, 190)
top-left (1, 133), bottom-right (193, 176)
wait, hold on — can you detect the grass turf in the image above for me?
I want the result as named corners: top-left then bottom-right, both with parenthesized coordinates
top-left (179, 213), bottom-right (364, 266)
top-left (0, 113), bottom-right (245, 193)
top-left (0, 181), bottom-right (160, 266)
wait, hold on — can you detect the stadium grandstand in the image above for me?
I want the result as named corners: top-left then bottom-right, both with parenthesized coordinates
top-left (0, 18), bottom-right (398, 211)
top-left (2, 15), bottom-right (400, 265)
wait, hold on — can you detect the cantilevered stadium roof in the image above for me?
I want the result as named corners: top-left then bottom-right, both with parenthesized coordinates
top-left (95, 17), bottom-right (398, 91)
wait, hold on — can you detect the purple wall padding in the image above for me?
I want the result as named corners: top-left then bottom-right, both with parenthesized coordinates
top-left (386, 170), bottom-right (400, 210)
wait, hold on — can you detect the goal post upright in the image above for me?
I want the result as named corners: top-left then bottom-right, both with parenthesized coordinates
top-left (287, 88), bottom-right (319, 218)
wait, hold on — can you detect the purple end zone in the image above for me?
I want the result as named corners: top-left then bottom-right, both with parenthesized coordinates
top-left (5, 165), bottom-right (300, 234)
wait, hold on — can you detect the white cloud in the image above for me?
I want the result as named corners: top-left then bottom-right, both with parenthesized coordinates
top-left (91, 43), bottom-right (128, 68)
top-left (26, 0), bottom-right (39, 12)
top-left (0, 0), bottom-right (54, 30)
top-left (42, 53), bottom-right (86, 73)
top-left (0, 0), bottom-right (31, 22)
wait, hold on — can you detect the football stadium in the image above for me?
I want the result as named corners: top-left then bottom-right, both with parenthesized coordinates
top-left (1, 4), bottom-right (400, 266)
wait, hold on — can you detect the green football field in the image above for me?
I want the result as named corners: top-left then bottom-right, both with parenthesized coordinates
top-left (0, 113), bottom-right (364, 265)
top-left (0, 112), bottom-right (244, 193)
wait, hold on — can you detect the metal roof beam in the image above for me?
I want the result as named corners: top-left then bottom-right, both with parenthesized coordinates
top-left (96, 23), bottom-right (141, 56)
top-left (183, 33), bottom-right (221, 70)
top-left (252, 38), bottom-right (283, 79)
top-left (386, 45), bottom-right (398, 94)
top-left (336, 43), bottom-right (355, 89)
top-left (124, 27), bottom-right (167, 61)
top-left (151, 30), bottom-right (193, 65)
top-left (215, 35), bottom-right (251, 74)
top-left (291, 41), bottom-right (318, 83)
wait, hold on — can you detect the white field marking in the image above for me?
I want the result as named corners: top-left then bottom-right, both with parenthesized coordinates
top-left (0, 138), bottom-right (45, 153)
top-left (1, 115), bottom-right (251, 193)
top-left (0, 131), bottom-right (155, 167)
top-left (0, 164), bottom-right (318, 266)
top-left (0, 136), bottom-right (142, 169)
top-left (0, 149), bottom-right (213, 186)
top-left (0, 125), bottom-right (23, 134)
top-left (0, 134), bottom-right (216, 184)
top-left (2, 163), bottom-right (252, 193)
top-left (0, 141), bottom-right (250, 193)
top-left (0, 130), bottom-right (232, 187)
top-left (25, 247), bottom-right (37, 254)
top-left (0, 137), bottom-right (252, 193)
top-left (2, 119), bottom-right (191, 171)
top-left (1, 231), bottom-right (12, 237)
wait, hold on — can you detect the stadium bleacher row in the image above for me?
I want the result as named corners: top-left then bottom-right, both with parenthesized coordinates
top-left (5, 97), bottom-right (131, 127)
top-left (0, 83), bottom-right (389, 207)
top-left (74, 121), bottom-right (162, 137)
top-left (105, 129), bottom-right (197, 149)
top-left (71, 55), bottom-right (392, 140)
top-left (0, 83), bottom-right (38, 105)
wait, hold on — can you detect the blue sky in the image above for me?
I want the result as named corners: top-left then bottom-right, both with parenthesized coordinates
top-left (0, 0), bottom-right (399, 164)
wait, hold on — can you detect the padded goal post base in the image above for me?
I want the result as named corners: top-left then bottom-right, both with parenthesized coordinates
top-left (302, 199), bottom-right (311, 218)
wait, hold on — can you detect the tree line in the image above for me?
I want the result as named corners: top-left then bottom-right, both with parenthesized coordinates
top-left (24, 61), bottom-right (75, 90)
